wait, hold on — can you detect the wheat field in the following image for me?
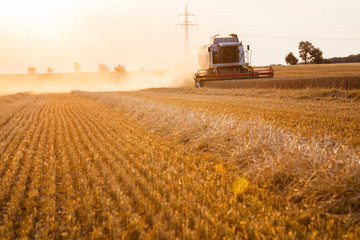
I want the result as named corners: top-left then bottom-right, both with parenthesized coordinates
top-left (202, 63), bottom-right (360, 89)
top-left (0, 86), bottom-right (359, 239)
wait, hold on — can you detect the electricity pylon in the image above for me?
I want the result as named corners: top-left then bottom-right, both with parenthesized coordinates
top-left (176, 5), bottom-right (198, 62)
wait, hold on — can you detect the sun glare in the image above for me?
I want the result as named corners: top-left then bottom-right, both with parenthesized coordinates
top-left (1, 0), bottom-right (68, 27)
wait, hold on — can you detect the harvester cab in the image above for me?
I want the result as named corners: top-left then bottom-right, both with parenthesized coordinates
top-left (194, 34), bottom-right (274, 87)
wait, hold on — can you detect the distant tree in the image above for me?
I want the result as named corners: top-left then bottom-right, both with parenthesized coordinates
top-left (285, 52), bottom-right (299, 65)
top-left (298, 41), bottom-right (314, 64)
top-left (27, 67), bottom-right (36, 74)
top-left (114, 64), bottom-right (126, 73)
top-left (74, 62), bottom-right (81, 72)
top-left (310, 47), bottom-right (323, 64)
top-left (98, 64), bottom-right (110, 73)
top-left (46, 66), bottom-right (53, 73)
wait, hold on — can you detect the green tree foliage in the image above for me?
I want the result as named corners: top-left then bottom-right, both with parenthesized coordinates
top-left (98, 64), bottom-right (110, 73)
top-left (27, 67), bottom-right (36, 74)
top-left (285, 52), bottom-right (299, 65)
top-left (114, 64), bottom-right (126, 73)
top-left (298, 41), bottom-right (314, 64)
top-left (74, 62), bottom-right (81, 72)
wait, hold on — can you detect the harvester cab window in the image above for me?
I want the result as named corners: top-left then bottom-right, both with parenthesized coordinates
top-left (213, 51), bottom-right (219, 64)
top-left (219, 46), bottom-right (239, 63)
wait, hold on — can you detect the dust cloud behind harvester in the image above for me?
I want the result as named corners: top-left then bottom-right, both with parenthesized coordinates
top-left (0, 68), bottom-right (194, 95)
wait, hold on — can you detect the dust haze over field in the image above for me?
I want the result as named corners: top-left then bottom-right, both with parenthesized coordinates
top-left (0, 67), bottom-right (195, 95)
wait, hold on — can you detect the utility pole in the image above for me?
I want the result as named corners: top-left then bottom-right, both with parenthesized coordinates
top-left (176, 5), bottom-right (198, 63)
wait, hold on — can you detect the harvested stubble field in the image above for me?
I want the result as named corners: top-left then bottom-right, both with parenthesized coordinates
top-left (0, 86), bottom-right (360, 239)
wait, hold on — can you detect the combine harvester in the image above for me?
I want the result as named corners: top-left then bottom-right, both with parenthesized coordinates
top-left (194, 34), bottom-right (274, 88)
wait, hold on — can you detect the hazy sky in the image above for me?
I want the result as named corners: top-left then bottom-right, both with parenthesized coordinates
top-left (0, 0), bottom-right (359, 73)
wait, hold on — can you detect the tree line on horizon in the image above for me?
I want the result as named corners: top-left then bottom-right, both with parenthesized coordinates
top-left (285, 41), bottom-right (360, 65)
top-left (327, 54), bottom-right (360, 63)
top-left (27, 62), bottom-right (126, 74)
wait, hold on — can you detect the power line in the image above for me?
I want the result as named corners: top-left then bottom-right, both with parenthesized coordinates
top-left (199, 21), bottom-right (360, 30)
top-left (242, 34), bottom-right (360, 40)
top-left (176, 5), bottom-right (198, 62)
